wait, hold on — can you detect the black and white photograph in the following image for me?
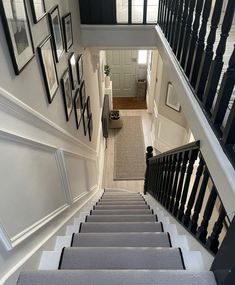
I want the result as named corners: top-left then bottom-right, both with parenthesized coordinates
top-left (61, 69), bottom-right (73, 121)
top-left (0, 0), bottom-right (35, 74)
top-left (30, 0), bottom-right (46, 23)
top-left (62, 12), bottom-right (73, 52)
top-left (48, 5), bottom-right (64, 62)
top-left (80, 80), bottom-right (86, 109)
top-left (88, 113), bottom-right (93, 141)
top-left (69, 53), bottom-right (78, 90)
top-left (74, 89), bottom-right (82, 129)
top-left (76, 54), bottom-right (83, 84)
top-left (38, 35), bottom-right (58, 103)
top-left (165, 82), bottom-right (181, 112)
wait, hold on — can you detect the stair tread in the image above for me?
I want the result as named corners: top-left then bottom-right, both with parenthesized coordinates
top-left (59, 247), bottom-right (185, 270)
top-left (94, 205), bottom-right (150, 209)
top-left (91, 209), bottom-right (153, 215)
top-left (86, 214), bottom-right (157, 222)
top-left (18, 270), bottom-right (217, 285)
top-left (71, 232), bottom-right (171, 247)
top-left (79, 222), bottom-right (163, 233)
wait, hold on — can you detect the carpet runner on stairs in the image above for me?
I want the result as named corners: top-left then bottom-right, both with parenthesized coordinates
top-left (17, 189), bottom-right (217, 285)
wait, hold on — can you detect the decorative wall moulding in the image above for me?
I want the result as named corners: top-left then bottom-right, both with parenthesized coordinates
top-left (0, 87), bottom-right (96, 156)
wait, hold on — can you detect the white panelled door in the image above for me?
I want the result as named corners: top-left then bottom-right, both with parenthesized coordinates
top-left (107, 50), bottom-right (146, 97)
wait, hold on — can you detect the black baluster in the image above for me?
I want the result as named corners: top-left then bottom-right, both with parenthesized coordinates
top-left (196, 186), bottom-right (217, 243)
top-left (155, 158), bottom-right (161, 199)
top-left (176, 0), bottom-right (190, 61)
top-left (162, 0), bottom-right (169, 34)
top-left (177, 148), bottom-right (199, 221)
top-left (165, 153), bottom-right (177, 209)
top-left (212, 46), bottom-right (235, 130)
top-left (180, 0), bottom-right (196, 68)
top-left (182, 154), bottom-right (204, 227)
top-left (173, 151), bottom-right (189, 217)
top-left (206, 208), bottom-right (226, 254)
top-left (202, 0), bottom-right (235, 111)
top-left (144, 146), bottom-right (153, 195)
top-left (158, 0), bottom-right (163, 27)
top-left (188, 167), bottom-right (209, 234)
top-left (160, 156), bottom-right (169, 204)
top-left (163, 155), bottom-right (173, 206)
top-left (195, 0), bottom-right (223, 99)
top-left (169, 0), bottom-right (179, 47)
top-left (143, 0), bottom-right (147, 24)
top-left (222, 99), bottom-right (235, 147)
top-left (189, 0), bottom-right (212, 87)
top-left (169, 152), bottom-right (182, 212)
top-left (165, 0), bottom-right (174, 38)
top-left (156, 157), bottom-right (163, 201)
top-left (185, 0), bottom-right (204, 77)
top-left (166, 0), bottom-right (176, 41)
top-left (172, 0), bottom-right (184, 53)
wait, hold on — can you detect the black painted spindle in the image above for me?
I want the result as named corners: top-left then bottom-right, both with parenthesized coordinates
top-left (172, 0), bottom-right (184, 53)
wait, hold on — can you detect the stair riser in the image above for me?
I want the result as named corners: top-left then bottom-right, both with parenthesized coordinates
top-left (94, 205), bottom-right (150, 210)
top-left (86, 215), bottom-right (157, 222)
top-left (91, 210), bottom-right (154, 215)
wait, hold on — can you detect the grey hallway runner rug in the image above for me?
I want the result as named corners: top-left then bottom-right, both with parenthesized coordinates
top-left (114, 116), bottom-right (145, 180)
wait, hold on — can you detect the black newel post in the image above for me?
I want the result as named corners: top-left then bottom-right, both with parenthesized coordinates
top-left (144, 146), bottom-right (153, 195)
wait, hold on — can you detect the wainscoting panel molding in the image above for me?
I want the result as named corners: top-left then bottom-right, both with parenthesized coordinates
top-left (0, 131), bottom-right (69, 250)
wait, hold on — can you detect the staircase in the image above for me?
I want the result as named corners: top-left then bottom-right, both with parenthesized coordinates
top-left (17, 188), bottom-right (217, 285)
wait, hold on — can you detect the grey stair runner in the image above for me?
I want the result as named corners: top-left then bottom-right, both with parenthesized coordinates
top-left (91, 209), bottom-right (153, 215)
top-left (79, 222), bottom-right (163, 233)
top-left (59, 247), bottom-right (185, 270)
top-left (71, 232), bottom-right (171, 247)
top-left (86, 214), bottom-right (157, 222)
top-left (17, 270), bottom-right (217, 285)
top-left (17, 190), bottom-right (217, 285)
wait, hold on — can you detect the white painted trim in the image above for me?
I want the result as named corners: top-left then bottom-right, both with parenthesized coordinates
top-left (155, 25), bottom-right (235, 219)
top-left (0, 87), bottom-right (96, 156)
top-left (89, 185), bottom-right (98, 192)
top-left (72, 191), bottom-right (89, 203)
top-left (0, 189), bottom-right (100, 285)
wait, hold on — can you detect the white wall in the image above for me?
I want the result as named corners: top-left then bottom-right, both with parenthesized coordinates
top-left (0, 0), bottom-right (105, 283)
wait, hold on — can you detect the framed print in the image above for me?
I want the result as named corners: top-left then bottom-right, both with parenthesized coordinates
top-left (76, 55), bottom-right (83, 84)
top-left (165, 82), bottom-right (181, 112)
top-left (38, 35), bottom-right (58, 103)
top-left (61, 69), bottom-right (73, 121)
top-left (0, 0), bottom-right (35, 75)
top-left (62, 13), bottom-right (73, 52)
top-left (82, 101), bottom-right (89, 135)
top-left (80, 81), bottom-right (86, 109)
top-left (74, 88), bottom-right (82, 129)
top-left (69, 53), bottom-right (78, 90)
top-left (30, 0), bottom-right (46, 23)
top-left (86, 96), bottom-right (91, 117)
top-left (88, 113), bottom-right (93, 141)
top-left (48, 5), bottom-right (64, 62)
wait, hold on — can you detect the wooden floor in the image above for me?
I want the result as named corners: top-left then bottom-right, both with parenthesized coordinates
top-left (113, 97), bottom-right (147, 110)
top-left (102, 110), bottom-right (152, 193)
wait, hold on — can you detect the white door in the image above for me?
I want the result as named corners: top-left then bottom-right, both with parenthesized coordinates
top-left (107, 50), bottom-right (146, 97)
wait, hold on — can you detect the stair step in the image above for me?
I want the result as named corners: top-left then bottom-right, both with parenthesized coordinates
top-left (102, 193), bottom-right (142, 196)
top-left (91, 209), bottom-right (153, 215)
top-left (86, 214), bottom-right (157, 222)
top-left (101, 197), bottom-right (144, 201)
top-left (59, 247), bottom-right (185, 270)
top-left (97, 201), bottom-right (148, 205)
top-left (94, 205), bottom-right (150, 210)
top-left (18, 270), bottom-right (217, 285)
top-left (71, 232), bottom-right (171, 247)
top-left (79, 222), bottom-right (163, 233)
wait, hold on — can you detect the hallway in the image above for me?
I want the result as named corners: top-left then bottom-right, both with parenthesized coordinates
top-left (102, 110), bottom-right (152, 192)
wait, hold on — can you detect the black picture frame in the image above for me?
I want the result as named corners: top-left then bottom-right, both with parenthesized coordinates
top-left (76, 55), bottom-right (83, 84)
top-left (68, 53), bottom-right (78, 90)
top-left (74, 88), bottom-right (83, 129)
top-left (88, 113), bottom-right (93, 141)
top-left (86, 96), bottom-right (91, 117)
top-left (0, 0), bottom-right (35, 75)
top-left (165, 82), bottom-right (181, 112)
top-left (48, 5), bottom-right (64, 62)
top-left (38, 35), bottom-right (59, 103)
top-left (82, 99), bottom-right (89, 136)
top-left (61, 69), bottom-right (73, 121)
top-left (80, 81), bottom-right (86, 109)
top-left (62, 13), bottom-right (73, 52)
top-left (30, 0), bottom-right (46, 23)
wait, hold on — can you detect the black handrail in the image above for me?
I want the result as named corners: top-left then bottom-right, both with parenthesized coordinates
top-left (158, 0), bottom-right (235, 167)
top-left (144, 142), bottom-right (230, 256)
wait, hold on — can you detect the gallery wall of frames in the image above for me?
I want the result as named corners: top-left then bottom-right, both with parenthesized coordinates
top-left (0, 0), bottom-right (93, 141)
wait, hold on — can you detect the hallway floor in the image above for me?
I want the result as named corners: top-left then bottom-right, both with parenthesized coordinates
top-left (113, 97), bottom-right (147, 109)
top-left (102, 110), bottom-right (152, 193)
